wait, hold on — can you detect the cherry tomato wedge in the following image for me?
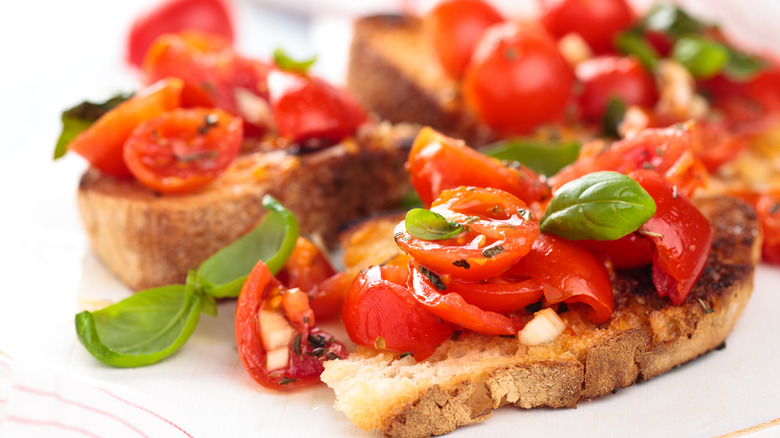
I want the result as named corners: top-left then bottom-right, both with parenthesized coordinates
top-left (268, 69), bottom-right (369, 146)
top-left (507, 233), bottom-right (614, 324)
top-left (463, 21), bottom-right (575, 136)
top-left (127, 0), bottom-right (234, 68)
top-left (576, 56), bottom-right (658, 123)
top-left (409, 263), bottom-right (525, 335)
top-left (445, 277), bottom-right (544, 314)
top-left (755, 193), bottom-right (780, 264)
top-left (538, 0), bottom-right (636, 54)
top-left (342, 265), bottom-right (454, 360)
top-left (408, 127), bottom-right (551, 207)
top-left (551, 123), bottom-right (708, 198)
top-left (395, 186), bottom-right (540, 281)
top-left (123, 107), bottom-right (242, 194)
top-left (425, 0), bottom-right (504, 79)
top-left (235, 260), bottom-right (347, 391)
top-left (68, 78), bottom-right (183, 178)
top-left (630, 170), bottom-right (713, 305)
top-left (577, 232), bottom-right (653, 270)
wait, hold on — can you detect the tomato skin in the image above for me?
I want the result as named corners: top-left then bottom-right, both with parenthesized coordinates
top-left (462, 21), bottom-right (575, 136)
top-left (123, 107), bottom-right (243, 195)
top-left (408, 127), bottom-right (551, 207)
top-left (630, 170), bottom-right (713, 305)
top-left (127, 0), bottom-right (234, 68)
top-left (425, 0), bottom-right (504, 79)
top-left (268, 69), bottom-right (369, 146)
top-left (409, 264), bottom-right (525, 335)
top-left (68, 78), bottom-right (183, 178)
top-left (445, 277), bottom-right (544, 314)
top-left (755, 194), bottom-right (780, 264)
top-left (507, 233), bottom-right (614, 324)
top-left (577, 232), bottom-right (653, 269)
top-left (395, 186), bottom-right (540, 281)
top-left (576, 56), bottom-right (658, 122)
top-left (342, 265), bottom-right (454, 360)
top-left (235, 260), bottom-right (347, 391)
top-left (538, 0), bottom-right (636, 54)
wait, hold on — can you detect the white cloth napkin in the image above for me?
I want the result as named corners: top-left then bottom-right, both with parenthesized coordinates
top-left (0, 355), bottom-right (198, 438)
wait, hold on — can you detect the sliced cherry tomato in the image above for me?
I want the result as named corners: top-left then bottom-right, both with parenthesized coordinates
top-left (425, 0), bottom-right (504, 79)
top-left (507, 233), bottom-right (614, 324)
top-left (756, 193), bottom-right (780, 264)
top-left (409, 263), bottom-right (525, 335)
top-left (408, 127), bottom-right (551, 207)
top-left (445, 277), bottom-right (544, 314)
top-left (68, 78), bottom-right (183, 178)
top-left (277, 237), bottom-right (346, 319)
top-left (462, 21), bottom-right (575, 136)
top-left (395, 186), bottom-right (540, 281)
top-left (342, 265), bottom-right (454, 360)
top-left (123, 107), bottom-right (242, 194)
top-left (538, 0), bottom-right (636, 54)
top-left (551, 123), bottom-right (709, 197)
top-left (630, 170), bottom-right (713, 305)
top-left (268, 69), bottom-right (369, 146)
top-left (576, 56), bottom-right (658, 123)
top-left (691, 120), bottom-right (749, 172)
top-left (577, 232), bottom-right (653, 269)
top-left (235, 259), bottom-right (347, 391)
top-left (127, 0), bottom-right (234, 69)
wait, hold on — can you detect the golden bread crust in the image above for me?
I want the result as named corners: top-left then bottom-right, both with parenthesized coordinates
top-left (321, 196), bottom-right (760, 437)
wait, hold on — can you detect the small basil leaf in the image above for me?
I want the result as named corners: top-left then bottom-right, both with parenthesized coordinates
top-left (540, 171), bottom-right (657, 241)
top-left (642, 4), bottom-right (706, 37)
top-left (273, 48), bottom-right (317, 74)
top-left (481, 138), bottom-right (581, 177)
top-left (722, 47), bottom-right (766, 82)
top-left (54, 93), bottom-right (132, 159)
top-left (405, 208), bottom-right (464, 240)
top-left (197, 195), bottom-right (300, 298)
top-left (672, 36), bottom-right (729, 79)
top-left (75, 283), bottom-right (203, 367)
top-left (615, 31), bottom-right (660, 71)
top-left (602, 97), bottom-right (627, 138)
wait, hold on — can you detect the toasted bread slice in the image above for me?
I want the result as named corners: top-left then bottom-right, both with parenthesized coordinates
top-left (321, 196), bottom-right (760, 437)
top-left (77, 123), bottom-right (416, 291)
top-left (348, 15), bottom-right (496, 147)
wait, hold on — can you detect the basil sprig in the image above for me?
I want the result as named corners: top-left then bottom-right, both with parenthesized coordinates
top-left (75, 195), bottom-right (300, 367)
top-left (405, 208), bottom-right (464, 240)
top-left (481, 138), bottom-right (581, 177)
top-left (54, 93), bottom-right (132, 159)
top-left (273, 48), bottom-right (317, 74)
top-left (540, 171), bottom-right (656, 241)
top-left (672, 36), bottom-right (729, 79)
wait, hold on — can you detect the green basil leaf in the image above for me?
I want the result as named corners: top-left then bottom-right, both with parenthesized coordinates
top-left (540, 171), bottom-right (656, 241)
top-left (54, 93), bottom-right (132, 159)
top-left (75, 282), bottom-right (203, 367)
top-left (672, 36), bottom-right (729, 79)
top-left (197, 195), bottom-right (300, 298)
top-left (722, 47), bottom-right (766, 82)
top-left (602, 97), bottom-right (627, 138)
top-left (481, 138), bottom-right (581, 177)
top-left (642, 4), bottom-right (707, 37)
top-left (405, 208), bottom-right (464, 240)
top-left (273, 48), bottom-right (317, 74)
top-left (615, 31), bottom-right (660, 71)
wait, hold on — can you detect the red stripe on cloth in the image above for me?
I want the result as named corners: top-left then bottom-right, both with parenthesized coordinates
top-left (6, 415), bottom-right (103, 438)
top-left (13, 384), bottom-right (148, 437)
top-left (97, 387), bottom-right (194, 438)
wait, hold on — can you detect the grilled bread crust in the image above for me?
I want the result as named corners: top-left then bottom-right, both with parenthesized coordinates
top-left (321, 196), bottom-right (760, 438)
top-left (348, 15), bottom-right (495, 147)
top-left (77, 123), bottom-right (415, 291)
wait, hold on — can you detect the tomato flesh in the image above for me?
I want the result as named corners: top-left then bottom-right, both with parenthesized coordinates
top-left (577, 232), bottom-right (653, 270)
top-left (756, 193), bottom-right (780, 264)
top-left (539, 0), bottom-right (636, 54)
top-left (576, 56), bottom-right (658, 123)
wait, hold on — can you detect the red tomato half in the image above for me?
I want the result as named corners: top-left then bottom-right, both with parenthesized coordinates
top-left (268, 69), bottom-right (369, 146)
top-left (127, 0), bottom-right (234, 68)
top-left (462, 21), bottom-right (575, 136)
top-left (425, 0), bottom-right (504, 79)
top-left (123, 107), bottom-right (242, 194)
top-left (576, 56), bottom-right (658, 122)
top-left (445, 277), bottom-right (544, 314)
top-left (538, 0), bottom-right (636, 54)
top-left (577, 232), bottom-right (653, 269)
top-left (342, 265), bottom-right (454, 360)
top-left (630, 170), bottom-right (713, 305)
top-left (507, 233), bottom-right (614, 324)
top-left (235, 260), bottom-right (347, 391)
top-left (68, 78), bottom-right (183, 178)
top-left (395, 186), bottom-right (540, 281)
top-left (408, 127), bottom-right (551, 207)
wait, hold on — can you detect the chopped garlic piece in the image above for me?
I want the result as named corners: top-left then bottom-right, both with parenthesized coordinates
top-left (266, 347), bottom-right (290, 372)
top-left (558, 33), bottom-right (593, 67)
top-left (655, 60), bottom-right (710, 121)
top-left (259, 310), bottom-right (295, 351)
top-left (518, 308), bottom-right (567, 346)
